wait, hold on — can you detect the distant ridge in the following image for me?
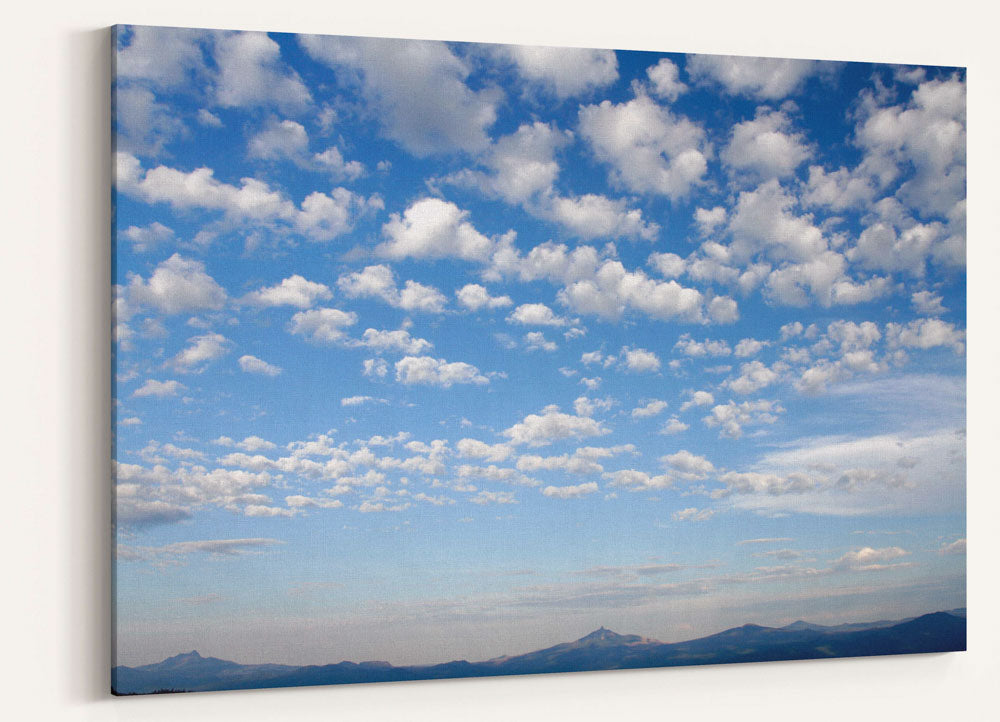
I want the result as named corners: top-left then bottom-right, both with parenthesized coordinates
top-left (112, 610), bottom-right (966, 695)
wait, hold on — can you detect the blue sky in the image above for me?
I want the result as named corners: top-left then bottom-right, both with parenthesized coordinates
top-left (112, 25), bottom-right (966, 667)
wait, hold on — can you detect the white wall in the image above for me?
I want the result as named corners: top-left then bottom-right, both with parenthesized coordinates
top-left (3, 1), bottom-right (997, 719)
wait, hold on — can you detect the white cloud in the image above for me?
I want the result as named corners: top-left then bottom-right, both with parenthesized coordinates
top-left (213, 31), bottom-right (311, 112)
top-left (911, 291), bottom-right (947, 316)
top-left (833, 546), bottom-right (908, 571)
top-left (363, 358), bottom-right (388, 378)
top-left (680, 390), bottom-right (715, 411)
top-left (524, 332), bottom-right (557, 352)
top-left (686, 54), bottom-right (821, 100)
top-left (703, 399), bottom-right (783, 439)
top-left (242, 275), bottom-right (332, 308)
top-left (721, 108), bottom-right (811, 180)
top-left (133, 379), bottom-right (184, 398)
top-left (578, 93), bottom-right (708, 199)
top-left (802, 165), bottom-right (877, 210)
top-left (398, 281), bottom-right (448, 314)
top-left (127, 253), bottom-right (227, 314)
top-left (885, 318), bottom-right (965, 354)
top-left (503, 405), bottom-right (610, 447)
top-left (341, 396), bottom-right (375, 406)
top-left (116, 153), bottom-right (374, 242)
top-left (116, 26), bottom-right (208, 88)
top-left (379, 198), bottom-right (495, 262)
top-left (313, 146), bottom-right (365, 181)
top-left (855, 75), bottom-right (966, 219)
top-left (544, 194), bottom-right (659, 241)
top-left (470, 490), bottom-right (517, 506)
top-left (632, 400), bottom-right (668, 419)
top-left (726, 360), bottom-right (779, 394)
top-left (170, 333), bottom-right (230, 372)
top-left (542, 482), bottom-right (599, 499)
top-left (603, 469), bottom-right (675, 491)
top-left (456, 439), bottom-right (512, 463)
top-left (727, 180), bottom-right (827, 264)
top-left (197, 109), bottom-right (223, 128)
top-left (456, 284), bottom-right (512, 311)
top-left (507, 303), bottom-right (568, 327)
top-left (499, 45), bottom-right (618, 99)
top-left (675, 335), bottom-right (731, 357)
top-left (288, 307), bottom-right (358, 343)
top-left (621, 346), bottom-right (661, 373)
top-left (672, 507), bottom-right (715, 522)
top-left (238, 355), bottom-right (282, 376)
top-left (646, 58), bottom-right (687, 101)
top-left (734, 338), bottom-right (768, 357)
top-left (338, 265), bottom-right (447, 314)
top-left (301, 35), bottom-right (499, 156)
top-left (939, 538), bottom-right (966, 555)
top-left (659, 417), bottom-right (690, 435)
top-left (394, 356), bottom-right (489, 387)
top-left (354, 328), bottom-right (433, 355)
top-left (662, 450), bottom-right (716, 479)
top-left (248, 119), bottom-right (309, 161)
top-left (123, 221), bottom-right (174, 252)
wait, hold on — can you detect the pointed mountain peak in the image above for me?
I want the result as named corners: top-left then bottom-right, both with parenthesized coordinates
top-left (579, 626), bottom-right (620, 641)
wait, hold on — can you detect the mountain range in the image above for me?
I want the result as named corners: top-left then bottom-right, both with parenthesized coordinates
top-left (112, 609), bottom-right (966, 695)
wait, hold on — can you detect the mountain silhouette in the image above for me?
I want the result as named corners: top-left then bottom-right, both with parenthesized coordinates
top-left (112, 610), bottom-right (966, 695)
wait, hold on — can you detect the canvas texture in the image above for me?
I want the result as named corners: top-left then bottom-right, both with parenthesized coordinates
top-left (111, 24), bottom-right (967, 695)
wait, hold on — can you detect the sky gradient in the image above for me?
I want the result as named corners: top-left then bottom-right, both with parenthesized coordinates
top-left (112, 25), bottom-right (966, 668)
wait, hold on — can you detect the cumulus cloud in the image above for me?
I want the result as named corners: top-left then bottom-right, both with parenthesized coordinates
top-left (456, 284), bottom-right (512, 311)
top-left (911, 291), bottom-right (947, 316)
top-left (288, 307), bottom-right (358, 343)
top-left (542, 482), bottom-right (599, 499)
top-left (456, 438), bottom-right (512, 463)
top-left (127, 253), bottom-right (227, 314)
top-left (603, 468), bottom-right (675, 491)
top-left (301, 35), bottom-right (499, 156)
top-left (238, 355), bottom-right (282, 376)
top-left (885, 318), bottom-right (965, 354)
top-left (726, 360), bottom-right (779, 394)
top-left (662, 450), bottom-right (716, 479)
top-left (499, 45), bottom-right (618, 99)
top-left (132, 379), bottom-right (184, 398)
top-left (660, 417), bottom-right (690, 435)
top-left (379, 198), bottom-right (495, 262)
top-left (338, 265), bottom-right (447, 314)
top-left (578, 92), bottom-right (708, 199)
top-left (646, 58), bottom-right (687, 101)
top-left (833, 546), bottom-right (908, 571)
top-left (508, 303), bottom-right (569, 327)
top-left (504, 405), bottom-right (610, 446)
top-left (170, 333), bottom-right (230, 372)
top-left (621, 346), bottom-right (661, 372)
top-left (672, 507), bottom-right (715, 522)
top-left (248, 118), bottom-right (309, 161)
top-left (394, 356), bottom-right (489, 387)
top-left (116, 153), bottom-right (376, 242)
top-left (686, 54), bottom-right (822, 100)
top-left (524, 331), bottom-right (557, 352)
top-left (632, 400), bottom-right (668, 419)
top-left (721, 108), bottom-right (811, 180)
top-left (123, 222), bottom-right (174, 252)
top-left (213, 31), bottom-right (312, 112)
top-left (939, 538), bottom-right (966, 555)
top-left (353, 328), bottom-right (433, 356)
top-left (242, 275), bottom-right (332, 308)
top-left (703, 399), bottom-right (783, 439)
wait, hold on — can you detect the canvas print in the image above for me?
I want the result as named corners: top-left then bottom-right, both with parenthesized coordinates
top-left (111, 24), bottom-right (967, 695)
